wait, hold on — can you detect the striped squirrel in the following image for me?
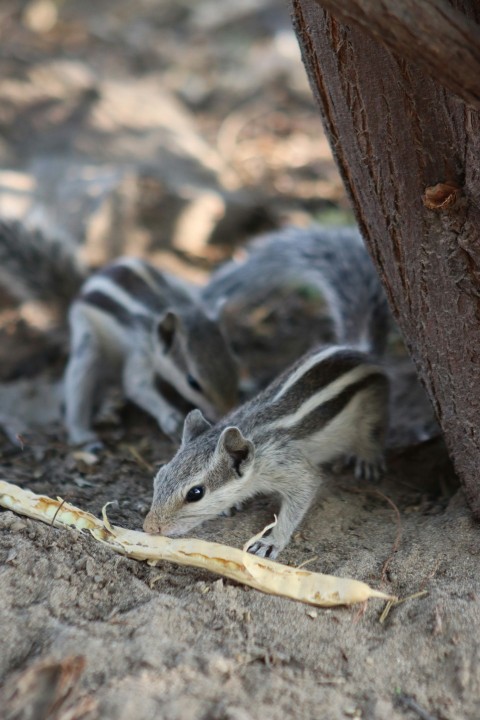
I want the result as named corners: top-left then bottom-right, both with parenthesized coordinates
top-left (144, 345), bottom-right (389, 558)
top-left (201, 225), bottom-right (390, 390)
top-left (0, 219), bottom-right (238, 446)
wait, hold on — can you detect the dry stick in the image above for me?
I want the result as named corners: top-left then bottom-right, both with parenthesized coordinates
top-left (367, 491), bottom-right (433, 623)
top-left (125, 445), bottom-right (155, 473)
top-left (297, 555), bottom-right (319, 569)
top-left (50, 498), bottom-right (67, 526)
top-left (378, 599), bottom-right (395, 625)
top-left (365, 491), bottom-right (434, 622)
top-left (379, 590), bottom-right (430, 625)
top-left (394, 590), bottom-right (429, 606)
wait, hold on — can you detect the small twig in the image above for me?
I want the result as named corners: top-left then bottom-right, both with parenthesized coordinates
top-left (149, 573), bottom-right (165, 589)
top-left (393, 590), bottom-right (429, 607)
top-left (374, 490), bottom-right (402, 582)
top-left (50, 499), bottom-right (66, 527)
top-left (297, 555), bottom-right (319, 569)
top-left (126, 445), bottom-right (154, 473)
top-left (315, 677), bottom-right (346, 686)
top-left (379, 599), bottom-right (395, 625)
top-left (379, 590), bottom-right (429, 624)
top-left (396, 693), bottom-right (438, 720)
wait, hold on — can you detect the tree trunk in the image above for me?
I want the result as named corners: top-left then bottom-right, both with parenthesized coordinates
top-left (311, 0), bottom-right (480, 110)
top-left (290, 0), bottom-right (480, 514)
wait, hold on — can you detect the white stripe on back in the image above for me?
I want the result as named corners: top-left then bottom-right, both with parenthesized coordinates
top-left (267, 363), bottom-right (380, 430)
top-left (113, 257), bottom-right (165, 294)
top-left (82, 276), bottom-right (149, 316)
top-left (112, 256), bottom-right (197, 302)
top-left (272, 345), bottom-right (349, 402)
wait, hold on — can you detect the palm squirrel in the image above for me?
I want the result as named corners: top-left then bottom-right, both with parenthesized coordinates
top-left (144, 344), bottom-right (389, 558)
top-left (0, 219), bottom-right (238, 446)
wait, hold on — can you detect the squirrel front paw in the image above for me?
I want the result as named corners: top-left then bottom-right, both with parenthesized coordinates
top-left (68, 429), bottom-right (104, 453)
top-left (83, 439), bottom-right (105, 454)
top-left (219, 502), bottom-right (243, 518)
top-left (247, 537), bottom-right (281, 560)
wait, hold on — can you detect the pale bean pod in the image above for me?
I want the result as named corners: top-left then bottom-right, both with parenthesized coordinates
top-left (0, 480), bottom-right (394, 608)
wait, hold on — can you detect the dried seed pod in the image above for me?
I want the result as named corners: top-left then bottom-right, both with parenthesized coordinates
top-left (0, 480), bottom-right (394, 607)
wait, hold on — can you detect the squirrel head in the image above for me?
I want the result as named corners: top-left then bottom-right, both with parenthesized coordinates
top-left (143, 410), bottom-right (255, 536)
top-left (154, 308), bottom-right (239, 420)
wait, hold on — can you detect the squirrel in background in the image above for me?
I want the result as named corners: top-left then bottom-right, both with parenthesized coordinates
top-left (0, 218), bottom-right (238, 448)
top-left (201, 224), bottom-right (390, 393)
top-left (0, 217), bottom-right (415, 450)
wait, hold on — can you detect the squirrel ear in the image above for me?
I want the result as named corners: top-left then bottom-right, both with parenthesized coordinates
top-left (182, 409), bottom-right (212, 445)
top-left (218, 426), bottom-right (254, 476)
top-left (157, 311), bottom-right (178, 350)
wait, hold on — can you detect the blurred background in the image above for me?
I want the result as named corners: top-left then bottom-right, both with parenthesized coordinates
top-left (0, 1), bottom-right (436, 448)
top-left (0, 0), bottom-right (350, 280)
top-left (0, 0), bottom-right (362, 443)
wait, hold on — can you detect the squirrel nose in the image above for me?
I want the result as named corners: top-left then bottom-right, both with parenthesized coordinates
top-left (143, 511), bottom-right (162, 534)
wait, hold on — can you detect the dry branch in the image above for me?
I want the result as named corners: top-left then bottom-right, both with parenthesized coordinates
top-left (0, 480), bottom-right (394, 608)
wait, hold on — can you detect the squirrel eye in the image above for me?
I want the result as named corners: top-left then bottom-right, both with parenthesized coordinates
top-left (187, 374), bottom-right (203, 393)
top-left (185, 485), bottom-right (205, 503)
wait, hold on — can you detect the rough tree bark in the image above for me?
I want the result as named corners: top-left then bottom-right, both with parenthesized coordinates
top-left (290, 0), bottom-right (480, 514)
top-left (311, 0), bottom-right (480, 110)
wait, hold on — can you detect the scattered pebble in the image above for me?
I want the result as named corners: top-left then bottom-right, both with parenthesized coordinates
top-left (72, 450), bottom-right (100, 467)
top-left (10, 519), bottom-right (27, 532)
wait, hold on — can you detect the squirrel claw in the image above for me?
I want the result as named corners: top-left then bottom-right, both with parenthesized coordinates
top-left (84, 439), bottom-right (105, 454)
top-left (247, 539), bottom-right (280, 560)
top-left (69, 432), bottom-right (104, 453)
top-left (219, 502), bottom-right (243, 518)
top-left (354, 457), bottom-right (385, 483)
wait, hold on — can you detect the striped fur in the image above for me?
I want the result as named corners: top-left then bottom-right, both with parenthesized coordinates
top-left (202, 225), bottom-right (391, 360)
top-left (144, 345), bottom-right (389, 559)
top-left (0, 219), bottom-right (239, 445)
top-left (0, 219), bottom-right (86, 306)
top-left (65, 256), bottom-right (239, 445)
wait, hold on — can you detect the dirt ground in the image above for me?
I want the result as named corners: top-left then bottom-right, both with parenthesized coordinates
top-left (0, 2), bottom-right (479, 719)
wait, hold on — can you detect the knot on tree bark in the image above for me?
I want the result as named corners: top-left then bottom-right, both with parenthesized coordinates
top-left (422, 182), bottom-right (462, 211)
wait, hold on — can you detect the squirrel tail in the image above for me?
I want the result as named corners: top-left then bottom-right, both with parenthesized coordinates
top-left (0, 218), bottom-right (87, 309)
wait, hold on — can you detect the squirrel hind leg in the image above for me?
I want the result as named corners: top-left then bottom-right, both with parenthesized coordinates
top-left (353, 455), bottom-right (386, 483)
top-left (340, 450), bottom-right (386, 483)
top-left (343, 381), bottom-right (389, 483)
